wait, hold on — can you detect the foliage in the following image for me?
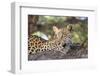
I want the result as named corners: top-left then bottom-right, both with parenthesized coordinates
top-left (31, 15), bottom-right (88, 45)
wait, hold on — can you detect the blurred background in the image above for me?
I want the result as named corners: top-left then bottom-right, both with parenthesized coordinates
top-left (28, 15), bottom-right (88, 45)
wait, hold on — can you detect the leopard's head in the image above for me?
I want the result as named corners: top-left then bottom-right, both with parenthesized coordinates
top-left (53, 25), bottom-right (72, 40)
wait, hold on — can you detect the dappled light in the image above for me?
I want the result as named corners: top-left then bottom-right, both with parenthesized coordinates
top-left (28, 15), bottom-right (88, 60)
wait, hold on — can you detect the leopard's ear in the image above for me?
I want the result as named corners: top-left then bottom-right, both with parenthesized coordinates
top-left (67, 25), bottom-right (72, 32)
top-left (53, 26), bottom-right (60, 34)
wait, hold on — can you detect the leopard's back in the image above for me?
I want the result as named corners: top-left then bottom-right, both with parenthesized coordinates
top-left (28, 35), bottom-right (47, 54)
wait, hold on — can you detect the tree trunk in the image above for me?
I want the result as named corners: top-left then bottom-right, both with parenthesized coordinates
top-left (28, 15), bottom-right (39, 36)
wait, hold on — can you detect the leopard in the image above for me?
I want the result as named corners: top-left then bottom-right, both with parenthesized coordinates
top-left (28, 25), bottom-right (72, 56)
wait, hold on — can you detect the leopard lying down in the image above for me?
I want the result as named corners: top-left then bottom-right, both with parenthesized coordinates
top-left (28, 25), bottom-right (72, 56)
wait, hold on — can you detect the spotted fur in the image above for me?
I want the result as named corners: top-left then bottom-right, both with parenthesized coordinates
top-left (28, 25), bottom-right (72, 55)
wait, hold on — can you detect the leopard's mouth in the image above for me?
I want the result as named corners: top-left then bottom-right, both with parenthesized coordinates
top-left (62, 43), bottom-right (67, 48)
top-left (62, 42), bottom-right (72, 49)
